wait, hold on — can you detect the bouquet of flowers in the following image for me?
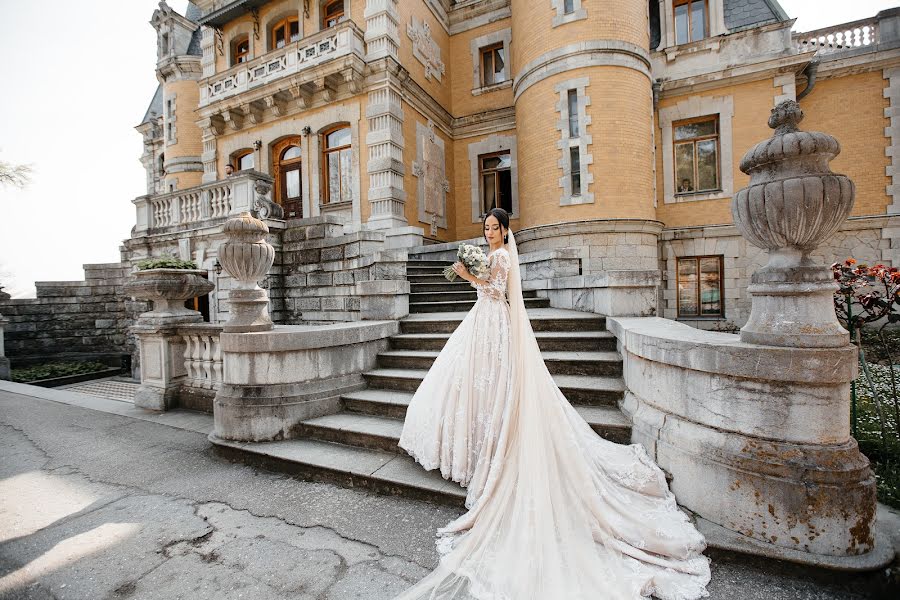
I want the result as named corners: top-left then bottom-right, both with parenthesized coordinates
top-left (443, 244), bottom-right (489, 282)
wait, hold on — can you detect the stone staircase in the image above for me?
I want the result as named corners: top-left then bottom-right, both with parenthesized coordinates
top-left (213, 259), bottom-right (632, 507)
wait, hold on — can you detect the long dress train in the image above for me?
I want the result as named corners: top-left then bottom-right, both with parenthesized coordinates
top-left (396, 232), bottom-right (711, 600)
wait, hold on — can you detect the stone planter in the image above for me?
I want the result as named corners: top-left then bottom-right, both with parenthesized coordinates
top-left (124, 268), bottom-right (214, 324)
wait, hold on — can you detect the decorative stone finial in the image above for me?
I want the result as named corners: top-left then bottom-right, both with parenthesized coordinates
top-left (732, 100), bottom-right (855, 348)
top-left (219, 212), bottom-right (275, 332)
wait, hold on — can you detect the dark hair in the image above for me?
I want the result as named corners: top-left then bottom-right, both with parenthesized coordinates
top-left (483, 208), bottom-right (510, 244)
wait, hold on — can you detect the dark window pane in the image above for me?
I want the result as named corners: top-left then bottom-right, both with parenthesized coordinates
top-left (564, 0), bottom-right (575, 14)
top-left (494, 47), bottom-right (505, 80)
top-left (691, 0), bottom-right (707, 41)
top-left (696, 139), bottom-right (718, 191)
top-left (482, 156), bottom-right (501, 171)
top-left (677, 259), bottom-right (699, 316)
top-left (498, 168), bottom-right (512, 213)
top-left (675, 142), bottom-right (694, 193)
top-left (568, 89), bottom-right (579, 138)
top-left (482, 49), bottom-right (494, 86)
top-left (675, 3), bottom-right (689, 45)
top-left (482, 174), bottom-right (496, 213)
top-left (290, 20), bottom-right (300, 42)
top-left (570, 147), bottom-right (581, 195)
top-left (275, 27), bottom-right (286, 49)
top-left (326, 127), bottom-right (351, 148)
top-left (286, 168), bottom-right (300, 199)
top-left (700, 257), bottom-right (721, 315)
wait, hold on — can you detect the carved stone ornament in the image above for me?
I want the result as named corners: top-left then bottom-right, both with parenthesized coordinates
top-left (407, 17), bottom-right (445, 82)
top-left (219, 212), bottom-right (276, 332)
top-left (253, 179), bottom-right (284, 220)
top-left (732, 100), bottom-right (855, 347)
top-left (124, 268), bottom-right (214, 324)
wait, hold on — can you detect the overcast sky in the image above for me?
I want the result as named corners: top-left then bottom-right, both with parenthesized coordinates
top-left (0, 0), bottom-right (897, 298)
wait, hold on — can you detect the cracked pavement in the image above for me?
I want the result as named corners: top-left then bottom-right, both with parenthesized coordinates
top-left (1, 389), bottom-right (898, 599)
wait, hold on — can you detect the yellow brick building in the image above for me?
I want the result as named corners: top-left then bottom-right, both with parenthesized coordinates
top-left (131, 0), bottom-right (900, 329)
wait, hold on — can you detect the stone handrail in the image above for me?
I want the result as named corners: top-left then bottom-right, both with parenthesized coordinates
top-left (133, 171), bottom-right (274, 235)
top-left (199, 21), bottom-right (364, 107)
top-left (794, 17), bottom-right (878, 56)
top-left (179, 323), bottom-right (224, 391)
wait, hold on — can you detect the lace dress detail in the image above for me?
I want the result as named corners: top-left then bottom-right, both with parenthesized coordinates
top-left (396, 239), bottom-right (710, 600)
top-left (399, 248), bottom-right (512, 501)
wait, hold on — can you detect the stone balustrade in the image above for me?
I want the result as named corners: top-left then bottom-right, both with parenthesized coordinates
top-left (199, 21), bottom-right (365, 108)
top-left (795, 17), bottom-right (878, 56)
top-left (132, 171), bottom-right (274, 235)
top-left (180, 323), bottom-right (223, 392)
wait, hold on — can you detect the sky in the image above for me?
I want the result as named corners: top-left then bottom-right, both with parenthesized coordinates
top-left (0, 0), bottom-right (898, 298)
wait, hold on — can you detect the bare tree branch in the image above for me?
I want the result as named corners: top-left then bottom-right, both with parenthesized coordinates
top-left (0, 159), bottom-right (32, 188)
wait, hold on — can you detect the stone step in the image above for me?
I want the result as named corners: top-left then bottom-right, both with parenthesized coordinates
top-left (410, 297), bottom-right (551, 313)
top-left (390, 331), bottom-right (618, 352)
top-left (376, 350), bottom-right (622, 377)
top-left (294, 412), bottom-right (403, 453)
top-left (407, 266), bottom-right (449, 275)
top-left (408, 259), bottom-right (457, 267)
top-left (210, 435), bottom-right (467, 507)
top-left (340, 389), bottom-right (631, 443)
top-left (400, 309), bottom-right (606, 334)
top-left (408, 274), bottom-right (461, 283)
top-left (362, 368), bottom-right (625, 406)
top-left (409, 290), bottom-right (538, 303)
top-left (409, 282), bottom-right (474, 293)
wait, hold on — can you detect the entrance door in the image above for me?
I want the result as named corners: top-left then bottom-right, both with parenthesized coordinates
top-left (273, 137), bottom-right (303, 219)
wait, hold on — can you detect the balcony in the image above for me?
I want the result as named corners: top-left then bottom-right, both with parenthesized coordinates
top-left (132, 171), bottom-right (274, 235)
top-left (793, 9), bottom-right (900, 59)
top-left (199, 20), bottom-right (366, 109)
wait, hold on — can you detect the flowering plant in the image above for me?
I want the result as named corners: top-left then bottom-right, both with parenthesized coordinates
top-left (443, 244), bottom-right (489, 282)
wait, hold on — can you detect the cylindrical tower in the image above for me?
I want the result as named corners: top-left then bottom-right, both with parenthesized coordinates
top-left (511, 0), bottom-right (655, 227)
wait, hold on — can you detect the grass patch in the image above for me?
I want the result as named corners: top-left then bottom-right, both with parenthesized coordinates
top-left (854, 360), bottom-right (900, 509)
top-left (10, 361), bottom-right (112, 383)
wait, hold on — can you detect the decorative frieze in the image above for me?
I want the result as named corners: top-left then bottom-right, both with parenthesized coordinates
top-left (407, 17), bottom-right (445, 82)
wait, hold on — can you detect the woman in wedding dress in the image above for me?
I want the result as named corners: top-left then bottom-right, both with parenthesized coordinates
top-left (397, 209), bottom-right (711, 600)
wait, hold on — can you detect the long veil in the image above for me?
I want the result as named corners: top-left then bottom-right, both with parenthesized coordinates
top-left (394, 231), bottom-right (711, 600)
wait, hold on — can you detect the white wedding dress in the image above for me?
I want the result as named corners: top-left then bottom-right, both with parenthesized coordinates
top-left (397, 232), bottom-right (711, 600)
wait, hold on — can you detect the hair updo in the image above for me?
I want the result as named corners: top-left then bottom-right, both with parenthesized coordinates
top-left (483, 208), bottom-right (510, 244)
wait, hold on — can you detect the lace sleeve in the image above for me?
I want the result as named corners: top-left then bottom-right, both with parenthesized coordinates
top-left (471, 250), bottom-right (511, 300)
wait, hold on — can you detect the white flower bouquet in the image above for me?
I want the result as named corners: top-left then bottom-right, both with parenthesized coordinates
top-left (443, 244), bottom-right (489, 282)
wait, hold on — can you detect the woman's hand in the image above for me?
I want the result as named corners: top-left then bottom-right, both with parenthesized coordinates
top-left (452, 262), bottom-right (471, 282)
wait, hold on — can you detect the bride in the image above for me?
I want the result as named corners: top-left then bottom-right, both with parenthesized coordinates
top-left (397, 208), bottom-right (711, 600)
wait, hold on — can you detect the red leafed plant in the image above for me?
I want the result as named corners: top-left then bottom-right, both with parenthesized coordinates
top-left (832, 259), bottom-right (900, 451)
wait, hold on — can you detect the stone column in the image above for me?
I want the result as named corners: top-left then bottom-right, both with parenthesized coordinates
top-left (733, 101), bottom-right (854, 348)
top-left (218, 212), bottom-right (275, 333)
top-left (124, 269), bottom-right (214, 410)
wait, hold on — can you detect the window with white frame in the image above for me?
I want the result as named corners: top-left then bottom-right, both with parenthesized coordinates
top-left (674, 0), bottom-right (708, 45)
top-left (556, 79), bottom-right (593, 205)
top-left (470, 28), bottom-right (512, 94)
top-left (673, 116), bottom-right (719, 195)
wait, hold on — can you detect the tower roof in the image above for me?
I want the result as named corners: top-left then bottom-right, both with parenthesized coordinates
top-left (725, 0), bottom-right (790, 33)
top-left (139, 84), bottom-right (164, 126)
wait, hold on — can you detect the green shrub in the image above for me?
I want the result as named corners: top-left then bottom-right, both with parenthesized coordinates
top-left (10, 361), bottom-right (111, 383)
top-left (135, 257), bottom-right (198, 270)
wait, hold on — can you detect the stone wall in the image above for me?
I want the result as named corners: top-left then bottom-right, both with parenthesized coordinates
top-left (660, 214), bottom-right (900, 330)
top-left (0, 263), bottom-right (143, 368)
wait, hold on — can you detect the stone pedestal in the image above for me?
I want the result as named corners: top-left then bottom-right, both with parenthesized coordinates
top-left (219, 212), bottom-right (276, 333)
top-left (123, 268), bottom-right (214, 411)
top-left (732, 101), bottom-right (854, 348)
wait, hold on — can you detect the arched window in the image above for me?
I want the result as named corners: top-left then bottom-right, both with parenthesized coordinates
top-left (273, 137), bottom-right (303, 219)
top-left (322, 0), bottom-right (345, 29)
top-left (321, 125), bottom-right (351, 204)
top-left (231, 35), bottom-right (250, 65)
top-left (231, 149), bottom-right (255, 171)
top-left (271, 16), bottom-right (300, 50)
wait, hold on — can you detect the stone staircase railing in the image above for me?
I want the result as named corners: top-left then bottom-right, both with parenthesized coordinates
top-left (179, 323), bottom-right (224, 393)
top-left (132, 171), bottom-right (274, 235)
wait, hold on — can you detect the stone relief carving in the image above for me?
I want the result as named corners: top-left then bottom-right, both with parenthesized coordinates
top-left (407, 17), bottom-right (445, 82)
top-left (413, 120), bottom-right (449, 231)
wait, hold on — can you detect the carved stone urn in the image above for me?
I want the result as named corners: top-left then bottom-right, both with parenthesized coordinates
top-left (219, 211), bottom-right (275, 333)
top-left (124, 268), bottom-right (214, 324)
top-left (732, 100), bottom-right (855, 347)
